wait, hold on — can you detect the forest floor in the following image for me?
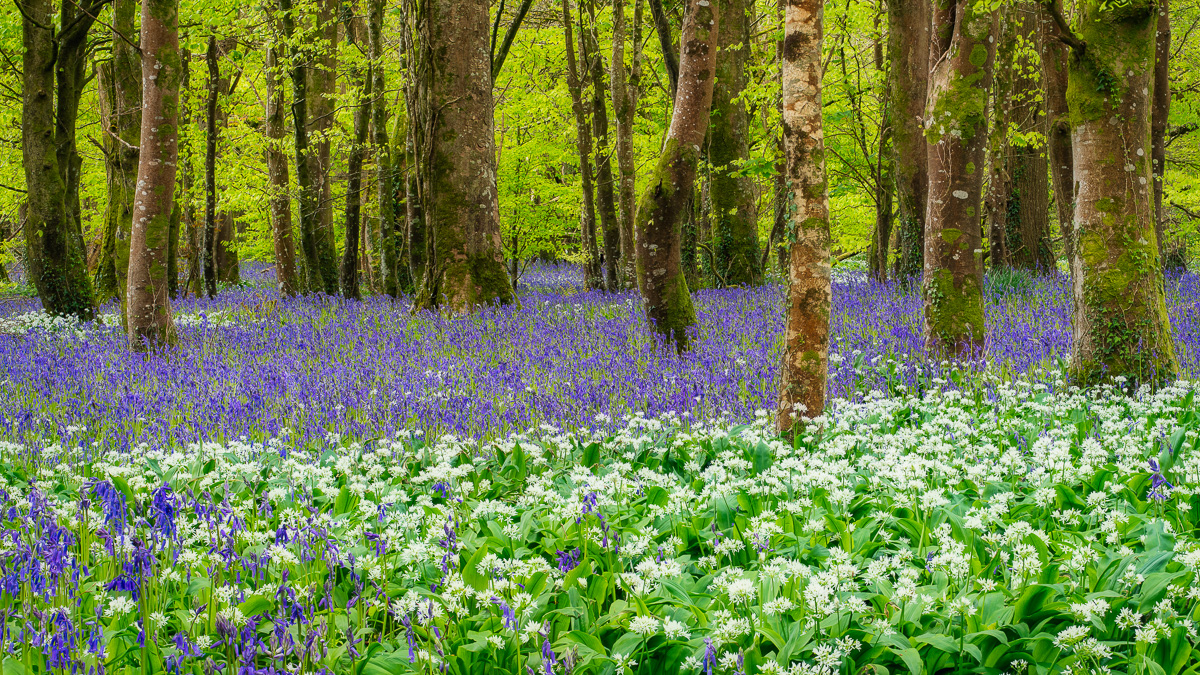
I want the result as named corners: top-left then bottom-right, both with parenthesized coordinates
top-left (1, 265), bottom-right (1199, 673)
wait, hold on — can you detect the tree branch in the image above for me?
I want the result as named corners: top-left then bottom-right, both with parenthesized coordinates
top-left (1039, 0), bottom-right (1086, 56)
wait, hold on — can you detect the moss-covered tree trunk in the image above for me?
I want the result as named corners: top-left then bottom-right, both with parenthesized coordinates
top-left (581, 0), bottom-right (620, 291)
top-left (279, 0), bottom-right (324, 294)
top-left (868, 10), bottom-right (892, 284)
top-left (369, 0), bottom-right (400, 298)
top-left (563, 0), bottom-right (602, 291)
top-left (922, 0), bottom-right (995, 358)
top-left (309, 0), bottom-right (339, 295)
top-left (710, 0), bottom-right (761, 288)
top-left (18, 0), bottom-right (97, 320)
top-left (339, 13), bottom-right (369, 301)
top-left (777, 0), bottom-right (831, 433)
top-left (412, 0), bottom-right (514, 312)
top-left (1152, 0), bottom-right (1170, 264)
top-left (265, 39), bottom-right (300, 297)
top-left (1007, 3), bottom-right (1053, 271)
top-left (1043, 0), bottom-right (1075, 267)
top-left (127, 0), bottom-right (180, 350)
top-left (611, 0), bottom-right (642, 289)
top-left (635, 0), bottom-right (717, 352)
top-left (1068, 0), bottom-right (1178, 385)
top-left (888, 0), bottom-right (928, 281)
top-left (95, 0), bottom-right (141, 313)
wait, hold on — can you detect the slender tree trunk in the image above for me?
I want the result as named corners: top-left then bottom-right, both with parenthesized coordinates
top-left (18, 0), bottom-right (96, 320)
top-left (405, 126), bottom-right (425, 285)
top-left (368, 0), bottom-right (400, 297)
top-left (986, 6), bottom-right (1013, 270)
top-left (635, 0), bottom-right (717, 352)
top-left (95, 0), bottom-right (141, 313)
top-left (339, 13), bottom-right (370, 300)
top-left (203, 35), bottom-right (220, 298)
top-left (266, 39), bottom-right (300, 296)
top-left (309, 0), bottom-right (339, 294)
top-left (413, 0), bottom-right (514, 311)
top-left (279, 0), bottom-right (324, 294)
top-left (612, 0), bottom-right (642, 289)
top-left (1043, 0), bottom-right (1074, 269)
top-left (182, 47), bottom-right (200, 299)
top-left (582, 0), bottom-right (620, 291)
top-left (922, 1), bottom-right (995, 358)
top-left (127, 0), bottom-right (180, 349)
top-left (647, 0), bottom-right (679, 96)
top-left (1068, 0), bottom-right (1177, 385)
top-left (1008, 3), bottom-right (1052, 270)
top-left (56, 0), bottom-right (93, 266)
top-left (868, 6), bottom-right (892, 284)
top-left (1152, 0), bottom-right (1170, 264)
top-left (777, 0), bottom-right (831, 433)
top-left (888, 0), bottom-right (928, 280)
top-left (710, 0), bottom-right (761, 287)
top-left (563, 0), bottom-right (602, 290)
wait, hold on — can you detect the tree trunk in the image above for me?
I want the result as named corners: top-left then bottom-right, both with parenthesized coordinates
top-left (634, 0), bottom-right (717, 352)
top-left (1043, 0), bottom-right (1074, 268)
top-left (203, 35), bottom-right (220, 298)
top-left (339, 13), bottom-right (370, 300)
top-left (647, 0), bottom-right (679, 97)
top-left (309, 0), bottom-right (340, 294)
top-left (777, 0), bottom-right (831, 433)
top-left (369, 0), bottom-right (400, 298)
top-left (612, 0), bottom-right (642, 289)
top-left (867, 4), bottom-right (891, 283)
top-left (279, 0), bottom-right (324, 294)
top-left (582, 0), bottom-right (620, 291)
top-left (986, 6), bottom-right (1013, 270)
top-left (1068, 0), bottom-right (1177, 385)
top-left (127, 0), bottom-right (180, 349)
top-left (56, 0), bottom-right (94, 269)
top-left (266, 38), bottom-right (300, 296)
top-left (413, 0), bottom-right (514, 311)
top-left (710, 0), bottom-right (761, 287)
top-left (1152, 0), bottom-right (1170, 263)
top-left (18, 0), bottom-right (96, 320)
top-left (1007, 3), bottom-right (1052, 270)
top-left (563, 0), bottom-right (602, 291)
top-left (922, 1), bottom-right (994, 358)
top-left (887, 0), bottom-right (928, 280)
top-left (95, 0), bottom-right (141, 313)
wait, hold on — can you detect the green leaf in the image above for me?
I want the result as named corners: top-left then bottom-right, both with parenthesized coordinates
top-left (915, 633), bottom-right (959, 654)
top-left (893, 646), bottom-right (922, 675)
top-left (559, 629), bottom-right (606, 655)
top-left (1013, 584), bottom-right (1055, 624)
top-left (238, 595), bottom-right (273, 617)
top-left (461, 544), bottom-right (490, 592)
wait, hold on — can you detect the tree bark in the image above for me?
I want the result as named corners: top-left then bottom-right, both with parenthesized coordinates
top-left (181, 48), bottom-right (201, 299)
top-left (1007, 3), bottom-right (1052, 270)
top-left (1068, 0), bottom-right (1178, 385)
top-left (710, 0), bottom-right (761, 287)
top-left (888, 0), bottom-right (928, 281)
top-left (635, 0), bottom-right (717, 352)
top-left (339, 11), bottom-right (370, 300)
top-left (922, 0), bottom-right (995, 358)
top-left (563, 0), bottom-right (602, 290)
top-left (1043, 0), bottom-right (1074, 268)
top-left (18, 0), bottom-right (97, 320)
top-left (203, 35), bottom-right (220, 298)
top-left (412, 0), bottom-right (514, 311)
top-left (368, 0), bottom-right (400, 298)
top-left (777, 0), bottom-right (831, 433)
top-left (986, 6), bottom-right (1013, 269)
top-left (95, 0), bottom-right (141, 314)
top-left (266, 35), bottom-right (300, 296)
top-left (1152, 0), bottom-right (1170, 263)
top-left (581, 0), bottom-right (621, 291)
top-left (867, 4), bottom-right (892, 284)
top-left (279, 0), bottom-right (324, 294)
top-left (127, 0), bottom-right (180, 349)
top-left (309, 0), bottom-right (340, 294)
top-left (612, 0), bottom-right (642, 289)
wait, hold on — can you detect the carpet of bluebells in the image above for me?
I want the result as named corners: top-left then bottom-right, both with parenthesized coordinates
top-left (3, 266), bottom-right (1200, 674)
